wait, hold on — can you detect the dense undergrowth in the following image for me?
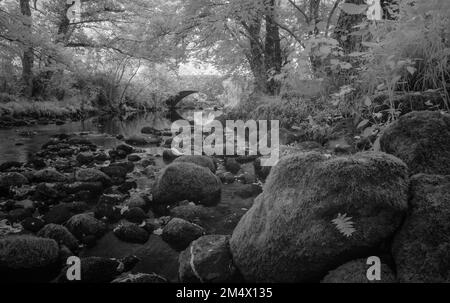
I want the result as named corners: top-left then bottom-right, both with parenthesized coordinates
top-left (224, 0), bottom-right (450, 151)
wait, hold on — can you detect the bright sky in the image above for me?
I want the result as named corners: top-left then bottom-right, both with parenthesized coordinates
top-left (178, 61), bottom-right (221, 76)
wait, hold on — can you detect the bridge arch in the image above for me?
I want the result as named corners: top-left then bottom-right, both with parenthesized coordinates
top-left (165, 90), bottom-right (198, 108)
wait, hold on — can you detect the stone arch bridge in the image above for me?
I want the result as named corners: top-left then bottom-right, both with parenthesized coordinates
top-left (165, 90), bottom-right (199, 108)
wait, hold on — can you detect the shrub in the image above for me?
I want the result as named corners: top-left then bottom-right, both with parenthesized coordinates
top-left (224, 93), bottom-right (336, 130)
top-left (341, 0), bottom-right (450, 118)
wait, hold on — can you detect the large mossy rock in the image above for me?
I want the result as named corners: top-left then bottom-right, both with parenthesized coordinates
top-left (321, 258), bottom-right (397, 283)
top-left (153, 162), bottom-right (221, 206)
top-left (179, 235), bottom-right (238, 283)
top-left (392, 174), bottom-right (450, 283)
top-left (161, 218), bottom-right (205, 251)
top-left (75, 168), bottom-right (112, 187)
top-left (113, 223), bottom-right (149, 244)
top-left (0, 172), bottom-right (28, 188)
top-left (65, 214), bottom-right (107, 240)
top-left (0, 235), bottom-right (60, 282)
top-left (33, 168), bottom-right (67, 183)
top-left (230, 152), bottom-right (409, 282)
top-left (380, 111), bottom-right (450, 175)
top-left (37, 224), bottom-right (79, 252)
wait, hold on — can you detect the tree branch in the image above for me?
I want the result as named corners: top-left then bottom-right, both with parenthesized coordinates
top-left (65, 42), bottom-right (152, 61)
top-left (272, 20), bottom-right (305, 48)
top-left (288, 0), bottom-right (310, 23)
top-left (325, 0), bottom-right (342, 37)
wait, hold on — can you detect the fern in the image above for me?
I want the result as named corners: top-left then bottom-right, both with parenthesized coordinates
top-left (332, 213), bottom-right (356, 238)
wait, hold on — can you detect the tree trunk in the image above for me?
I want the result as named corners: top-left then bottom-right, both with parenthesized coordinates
top-left (333, 0), bottom-right (366, 54)
top-left (334, 0), bottom-right (397, 53)
top-left (264, 0), bottom-right (282, 95)
top-left (244, 18), bottom-right (268, 95)
top-left (57, 2), bottom-right (74, 44)
top-left (20, 0), bottom-right (33, 97)
top-left (309, 0), bottom-right (321, 36)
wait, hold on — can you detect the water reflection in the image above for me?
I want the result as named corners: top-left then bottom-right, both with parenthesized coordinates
top-left (175, 109), bottom-right (223, 123)
top-left (0, 109), bottom-right (225, 164)
top-left (0, 112), bottom-right (173, 163)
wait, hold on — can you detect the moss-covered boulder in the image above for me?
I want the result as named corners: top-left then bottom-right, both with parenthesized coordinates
top-left (94, 199), bottom-right (122, 223)
top-left (230, 152), bottom-right (409, 282)
top-left (380, 111), bottom-right (450, 175)
top-left (392, 174), bottom-right (450, 282)
top-left (162, 218), bottom-right (205, 251)
top-left (21, 217), bottom-right (45, 233)
top-left (174, 155), bottom-right (216, 173)
top-left (123, 207), bottom-right (148, 224)
top-left (37, 224), bottom-right (79, 252)
top-left (76, 152), bottom-right (95, 165)
top-left (124, 193), bottom-right (147, 209)
top-left (153, 162), bottom-right (221, 206)
top-left (321, 258), bottom-right (397, 283)
top-left (170, 204), bottom-right (213, 223)
top-left (163, 149), bottom-right (179, 162)
top-left (100, 165), bottom-right (128, 180)
top-left (0, 235), bottom-right (60, 282)
top-left (0, 161), bottom-right (22, 172)
top-left (0, 172), bottom-right (28, 196)
top-left (179, 235), bottom-right (238, 283)
top-left (32, 168), bottom-right (67, 183)
top-left (113, 223), bottom-right (149, 244)
top-left (254, 144), bottom-right (320, 181)
top-left (43, 203), bottom-right (78, 224)
top-left (75, 168), bottom-right (111, 187)
top-left (224, 158), bottom-right (241, 174)
top-left (65, 214), bottom-right (107, 240)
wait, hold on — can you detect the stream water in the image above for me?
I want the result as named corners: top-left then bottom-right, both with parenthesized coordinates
top-left (0, 109), bottom-right (222, 164)
top-left (0, 108), bottom-right (254, 282)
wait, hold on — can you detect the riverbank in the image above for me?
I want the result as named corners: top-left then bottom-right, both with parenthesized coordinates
top-left (0, 96), bottom-right (170, 129)
top-left (0, 97), bottom-right (98, 128)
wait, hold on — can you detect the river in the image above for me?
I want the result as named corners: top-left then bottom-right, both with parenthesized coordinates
top-left (0, 109), bottom-right (222, 164)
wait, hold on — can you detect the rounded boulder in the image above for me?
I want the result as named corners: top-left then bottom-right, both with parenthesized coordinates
top-left (321, 258), bottom-right (397, 283)
top-left (392, 174), bottom-right (450, 282)
top-left (380, 111), bottom-right (450, 175)
top-left (153, 162), bottom-right (221, 206)
top-left (230, 152), bottom-right (409, 282)
top-left (179, 235), bottom-right (237, 283)
top-left (0, 235), bottom-right (60, 282)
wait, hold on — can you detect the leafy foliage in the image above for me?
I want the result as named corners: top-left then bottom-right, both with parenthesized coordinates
top-left (0, 0), bottom-right (183, 113)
